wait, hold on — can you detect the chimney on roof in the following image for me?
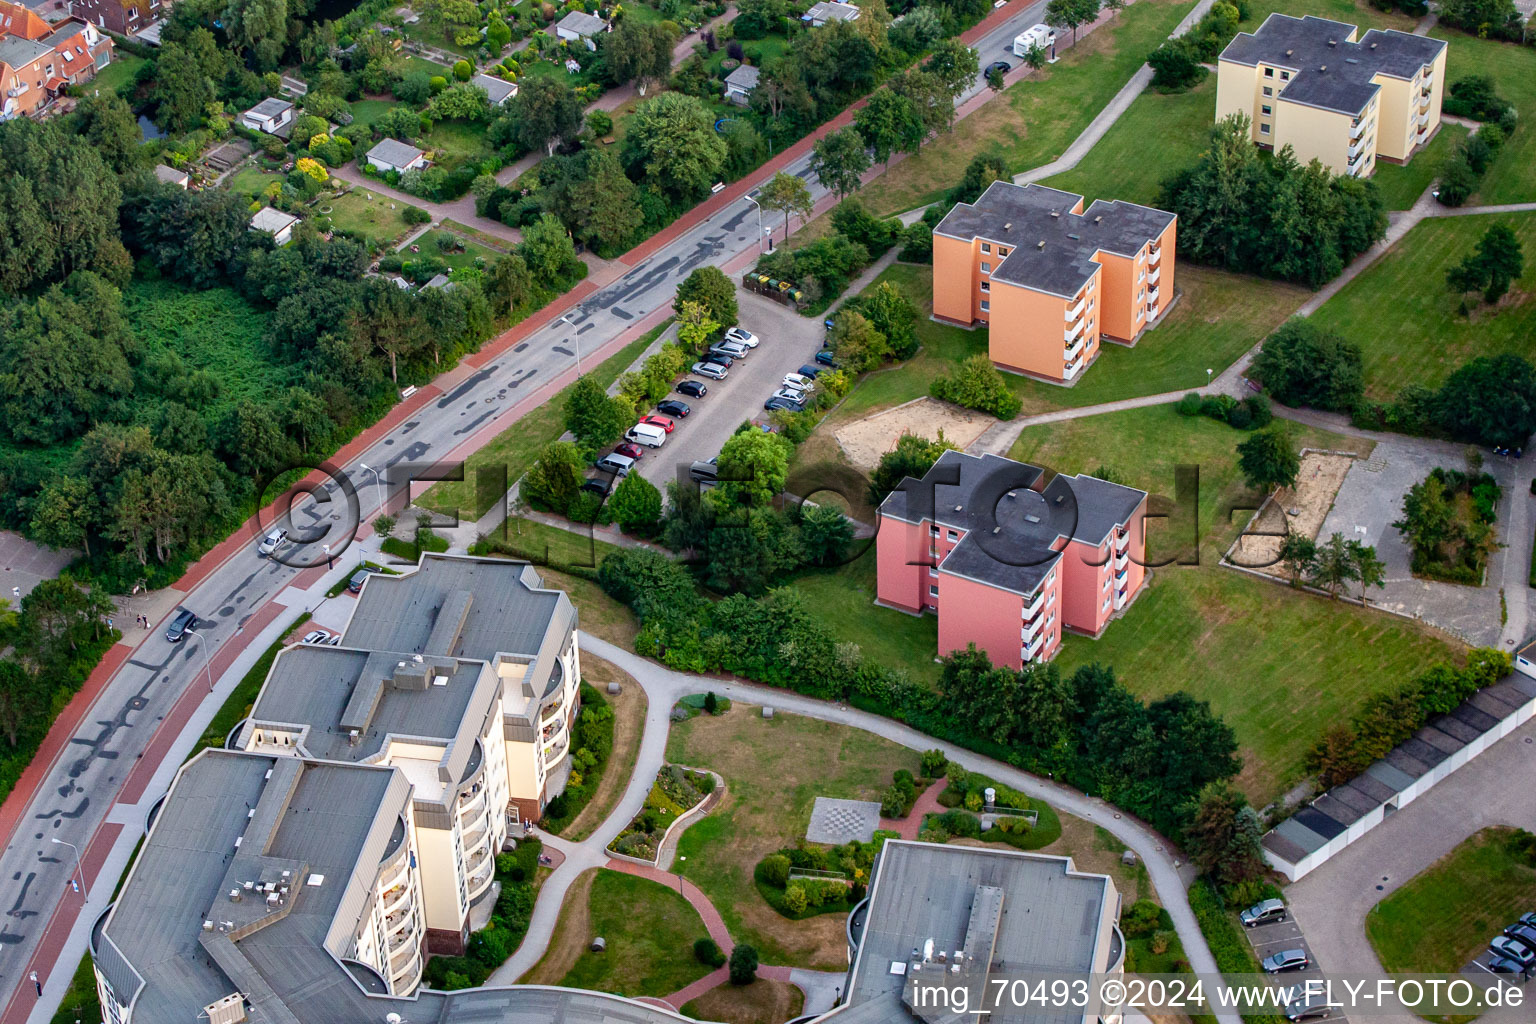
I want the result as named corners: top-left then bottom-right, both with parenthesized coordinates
top-left (1370, 42), bottom-right (1377, 49)
top-left (1003, 222), bottom-right (1012, 230)
top-left (1037, 240), bottom-right (1046, 250)
top-left (1094, 215), bottom-right (1102, 224)
top-left (1285, 48), bottom-right (1293, 56)
top-left (1328, 38), bottom-right (1336, 46)
top-left (1320, 64), bottom-right (1327, 71)
top-left (1050, 211), bottom-right (1059, 218)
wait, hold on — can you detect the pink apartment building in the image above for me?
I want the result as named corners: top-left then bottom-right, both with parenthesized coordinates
top-left (875, 451), bottom-right (1148, 670)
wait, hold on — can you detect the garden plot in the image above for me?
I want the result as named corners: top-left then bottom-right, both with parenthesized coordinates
top-left (833, 397), bottom-right (993, 473)
top-left (1227, 451), bottom-right (1355, 578)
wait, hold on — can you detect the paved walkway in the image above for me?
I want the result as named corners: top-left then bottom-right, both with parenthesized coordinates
top-left (877, 782), bottom-right (946, 839)
top-left (489, 633), bottom-right (1241, 1024)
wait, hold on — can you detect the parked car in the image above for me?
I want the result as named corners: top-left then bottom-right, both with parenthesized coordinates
top-left (691, 361), bottom-right (729, 380)
top-left (764, 396), bottom-right (804, 413)
top-left (1241, 899), bottom-right (1288, 928)
top-left (814, 350), bottom-right (840, 368)
top-left (708, 340), bottom-right (749, 360)
top-left (1261, 949), bottom-right (1310, 974)
top-left (347, 567), bottom-right (376, 593)
top-left (323, 634), bottom-right (341, 645)
top-left (771, 387), bottom-right (808, 404)
top-left (676, 380), bottom-right (708, 397)
top-left (594, 452), bottom-right (636, 476)
top-left (657, 399), bottom-right (692, 417)
top-left (1502, 923), bottom-right (1536, 954)
top-left (613, 442), bottom-right (645, 460)
top-left (783, 372), bottom-right (816, 392)
top-left (165, 609), bottom-right (198, 643)
top-left (1491, 936), bottom-right (1536, 968)
top-left (302, 629), bottom-right (330, 645)
top-left (689, 457), bottom-right (718, 483)
top-left (723, 326), bottom-right (759, 348)
top-left (625, 423), bottom-right (667, 449)
top-left (257, 528), bottom-right (288, 557)
top-left (987, 59), bottom-right (1012, 77)
top-left (1484, 955), bottom-right (1529, 976)
top-left (581, 478), bottom-right (613, 496)
top-left (796, 364), bottom-right (824, 379)
top-left (1282, 992), bottom-right (1334, 1022)
top-left (701, 350), bottom-right (735, 368)
top-left (640, 414), bottom-right (675, 433)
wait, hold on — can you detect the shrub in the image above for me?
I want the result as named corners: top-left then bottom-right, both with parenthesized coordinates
top-left (930, 355), bottom-right (1023, 419)
top-left (879, 785), bottom-right (906, 818)
top-left (402, 205), bottom-right (432, 225)
top-left (1121, 898), bottom-right (1163, 938)
top-left (783, 883), bottom-right (809, 914)
top-left (1176, 392), bottom-right (1203, 416)
top-left (920, 748), bottom-right (948, 777)
top-left (757, 854), bottom-right (791, 889)
top-left (452, 60), bottom-right (473, 81)
top-left (694, 937), bottom-right (726, 966)
top-left (728, 943), bottom-right (759, 985)
top-left (1150, 930), bottom-right (1174, 955)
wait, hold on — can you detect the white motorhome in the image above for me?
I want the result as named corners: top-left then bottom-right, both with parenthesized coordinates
top-left (1012, 24), bottom-right (1056, 58)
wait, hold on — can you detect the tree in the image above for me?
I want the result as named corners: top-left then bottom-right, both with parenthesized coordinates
top-left (799, 503), bottom-right (853, 565)
top-left (713, 430), bottom-right (793, 510)
top-left (1147, 39), bottom-right (1207, 91)
top-left (622, 93), bottom-right (728, 202)
top-left (602, 20), bottom-right (679, 95)
top-left (521, 214), bottom-right (581, 286)
top-left (1276, 533), bottom-right (1316, 588)
top-left (1308, 532), bottom-right (1359, 599)
top-left (153, 42), bottom-right (215, 134)
top-left (486, 14), bottom-right (512, 52)
top-left (810, 127), bottom-right (871, 201)
top-left (930, 355), bottom-right (1022, 419)
top-left (728, 944), bottom-right (759, 985)
top-left (609, 471), bottom-right (663, 533)
top-left (854, 89), bottom-right (924, 166)
top-left (1433, 354), bottom-right (1536, 449)
top-left (487, 251), bottom-right (533, 316)
top-left (846, 279), bottom-right (918, 359)
top-left (1185, 782), bottom-right (1266, 886)
top-left (1445, 224), bottom-right (1524, 307)
top-left (674, 267), bottom-right (738, 329)
top-left (30, 475), bottom-right (97, 556)
top-left (946, 151), bottom-right (1009, 206)
top-left (924, 38), bottom-right (981, 103)
top-left (1393, 472), bottom-right (1456, 565)
top-left (502, 77), bottom-right (583, 156)
top-left (75, 93), bottom-right (142, 174)
top-left (1046, 0), bottom-right (1102, 43)
top-left (675, 300), bottom-right (721, 354)
top-left (564, 375), bottom-right (631, 456)
top-left (1236, 427), bottom-right (1299, 493)
top-left (1438, 0), bottom-right (1523, 39)
top-left (568, 149), bottom-right (643, 252)
top-left (426, 83), bottom-right (492, 122)
top-left (869, 432), bottom-right (957, 503)
top-left (1250, 319), bottom-right (1364, 412)
top-left (121, 183), bottom-right (250, 289)
top-left (828, 310), bottom-right (889, 373)
top-left (1348, 539), bottom-right (1386, 602)
top-left (524, 441), bottom-right (585, 513)
top-left (759, 171), bottom-right (814, 244)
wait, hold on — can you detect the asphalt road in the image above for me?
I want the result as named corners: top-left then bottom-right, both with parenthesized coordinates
top-left (0, 2), bottom-right (1091, 1016)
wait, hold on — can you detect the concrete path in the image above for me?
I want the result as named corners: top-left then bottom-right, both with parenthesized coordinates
top-left (488, 632), bottom-right (1241, 1024)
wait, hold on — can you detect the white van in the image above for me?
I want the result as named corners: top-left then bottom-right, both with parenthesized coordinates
top-left (1012, 24), bottom-right (1056, 57)
top-left (625, 422), bottom-right (667, 448)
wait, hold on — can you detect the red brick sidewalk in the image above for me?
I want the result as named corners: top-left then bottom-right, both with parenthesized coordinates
top-left (879, 782), bottom-right (947, 840)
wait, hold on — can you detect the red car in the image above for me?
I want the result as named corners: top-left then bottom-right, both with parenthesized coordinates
top-left (614, 442), bottom-right (645, 460)
top-left (640, 414), bottom-right (676, 433)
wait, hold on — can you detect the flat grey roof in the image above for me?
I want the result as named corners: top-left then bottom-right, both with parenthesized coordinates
top-left (473, 72), bottom-right (516, 103)
top-left (153, 163), bottom-right (187, 183)
top-left (366, 137), bottom-right (424, 166)
top-left (1219, 14), bottom-right (1445, 115)
top-left (880, 451), bottom-right (1145, 596)
top-left (245, 97), bottom-right (294, 119)
top-left (556, 9), bottom-right (605, 34)
top-left (0, 34), bottom-right (49, 67)
top-left (935, 181), bottom-right (1174, 298)
top-left (842, 840), bottom-right (1114, 1024)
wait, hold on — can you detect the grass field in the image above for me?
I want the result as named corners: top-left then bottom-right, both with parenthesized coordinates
top-left (789, 557), bottom-right (944, 689)
top-left (668, 708), bottom-right (920, 969)
top-left (423, 321), bottom-right (669, 520)
top-left (1371, 122), bottom-right (1466, 211)
top-left (1008, 405), bottom-right (1466, 802)
top-left (93, 54), bottom-right (147, 97)
top-left (326, 189), bottom-right (422, 247)
top-left (551, 869), bottom-right (715, 998)
top-left (1431, 28), bottom-right (1536, 205)
top-left (1366, 828), bottom-right (1536, 973)
top-left (1307, 211), bottom-right (1536, 401)
top-left (421, 118), bottom-right (493, 169)
top-left (854, 0), bottom-right (1199, 217)
top-left (226, 165), bottom-right (285, 201)
top-left (347, 99), bottom-right (399, 128)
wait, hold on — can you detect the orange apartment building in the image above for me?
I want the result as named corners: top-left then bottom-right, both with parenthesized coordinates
top-left (0, 2), bottom-right (113, 120)
top-left (932, 182), bottom-right (1177, 385)
top-left (876, 451), bottom-right (1148, 670)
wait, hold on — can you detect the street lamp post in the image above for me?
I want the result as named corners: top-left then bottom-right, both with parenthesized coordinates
top-left (556, 313), bottom-right (582, 374)
top-left (359, 463), bottom-right (386, 518)
top-left (1206, 367), bottom-right (1214, 389)
top-left (744, 194), bottom-right (765, 253)
top-left (185, 627), bottom-right (214, 693)
top-left (51, 837), bottom-right (86, 903)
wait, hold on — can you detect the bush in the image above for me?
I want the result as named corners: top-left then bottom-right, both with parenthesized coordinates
top-left (694, 937), bottom-right (726, 967)
top-left (1251, 319), bottom-right (1363, 412)
top-left (757, 854), bottom-right (791, 889)
top-left (1121, 898), bottom-right (1164, 938)
top-left (920, 748), bottom-right (948, 777)
top-left (1176, 392), bottom-right (1203, 416)
top-left (402, 205), bottom-right (432, 225)
top-left (728, 943), bottom-right (759, 985)
top-left (930, 355), bottom-right (1023, 419)
top-left (452, 60), bottom-right (473, 81)
top-left (783, 883), bottom-right (809, 914)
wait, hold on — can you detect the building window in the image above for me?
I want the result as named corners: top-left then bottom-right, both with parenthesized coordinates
top-left (1137, 269), bottom-right (1145, 282)
top-left (1264, 67), bottom-right (1273, 78)
top-left (928, 567), bottom-right (938, 577)
top-left (1281, 71), bottom-right (1290, 81)
top-left (980, 261), bottom-right (991, 274)
top-left (930, 526), bottom-right (939, 536)
top-left (980, 281), bottom-right (990, 292)
top-left (1262, 86), bottom-right (1273, 97)
top-left (929, 585), bottom-right (939, 597)
top-left (980, 243), bottom-right (991, 254)
top-left (1261, 104), bottom-right (1272, 115)
top-left (947, 530), bottom-right (958, 541)
top-left (1260, 123), bottom-right (1271, 135)
top-left (979, 299), bottom-right (990, 312)
top-left (998, 247), bottom-right (1010, 256)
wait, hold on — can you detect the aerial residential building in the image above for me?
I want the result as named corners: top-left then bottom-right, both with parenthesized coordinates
top-left (1216, 14), bottom-right (1447, 177)
top-left (0, 0), bottom-right (49, 40)
top-left (724, 63), bottom-right (760, 105)
top-left (0, 14), bottom-right (111, 120)
top-left (67, 0), bottom-right (162, 38)
top-left (240, 96), bottom-right (294, 135)
top-left (554, 9), bottom-right (605, 46)
top-left (876, 451), bottom-right (1147, 669)
top-left (339, 553), bottom-right (584, 825)
top-left (804, 1), bottom-right (861, 26)
top-left (932, 182), bottom-right (1176, 385)
top-left (473, 71), bottom-right (518, 106)
top-left (249, 207), bottom-right (300, 246)
top-left (91, 749), bottom-right (692, 1024)
top-left (235, 644), bottom-right (510, 953)
top-left (366, 137), bottom-right (428, 175)
top-left (838, 840), bottom-right (1124, 1024)
top-left (154, 163), bottom-right (189, 188)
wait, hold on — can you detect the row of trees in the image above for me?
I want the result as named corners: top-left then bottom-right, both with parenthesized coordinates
top-left (1146, 0), bottom-right (1246, 92)
top-left (1393, 466), bottom-right (1500, 584)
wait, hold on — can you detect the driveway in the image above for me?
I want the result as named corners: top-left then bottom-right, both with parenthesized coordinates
top-left (1286, 712), bottom-right (1536, 1024)
top-left (0, 530), bottom-right (76, 604)
top-left (632, 287), bottom-right (827, 493)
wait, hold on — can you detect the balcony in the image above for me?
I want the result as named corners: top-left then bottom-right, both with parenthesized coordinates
top-left (1415, 110), bottom-right (1430, 127)
top-left (1348, 135), bottom-right (1369, 160)
top-left (458, 787), bottom-right (487, 821)
top-left (389, 940), bottom-right (420, 981)
top-left (1062, 358), bottom-right (1082, 382)
top-left (543, 733), bottom-right (569, 768)
top-left (1064, 317), bottom-right (1088, 344)
top-left (381, 884), bottom-right (412, 916)
top-left (1021, 590), bottom-right (1046, 620)
top-left (1115, 529), bottom-right (1130, 552)
top-left (1420, 72), bottom-right (1433, 92)
top-left (1114, 589), bottom-right (1128, 611)
top-left (1147, 265), bottom-right (1160, 286)
top-left (1021, 617), bottom-right (1045, 645)
top-left (1114, 549), bottom-right (1130, 571)
top-left (1147, 246), bottom-right (1161, 266)
top-left (1064, 295), bottom-right (1087, 322)
top-left (386, 911), bottom-right (416, 944)
top-left (1064, 337), bottom-right (1086, 364)
top-left (1145, 287), bottom-right (1160, 307)
top-left (1349, 117), bottom-right (1366, 140)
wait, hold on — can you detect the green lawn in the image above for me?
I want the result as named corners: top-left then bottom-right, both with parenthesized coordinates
top-left (93, 53), bottom-right (147, 97)
top-left (668, 709), bottom-right (920, 969)
top-left (1307, 211), bottom-right (1536, 401)
top-left (1371, 122), bottom-right (1466, 211)
top-left (1251, 0), bottom-right (1419, 32)
top-left (401, 55), bottom-right (453, 78)
top-left (348, 99), bottom-right (399, 128)
top-left (1366, 828), bottom-right (1536, 973)
top-left (789, 558), bottom-right (943, 689)
top-left (226, 165), bottom-right (285, 202)
top-left (423, 321), bottom-right (670, 520)
top-left (324, 189), bottom-right (423, 247)
top-left (421, 117), bottom-right (493, 169)
top-left (830, 262), bottom-right (1307, 422)
top-left (1008, 405), bottom-right (1466, 803)
top-left (855, 0), bottom-right (1199, 216)
top-left (555, 869), bottom-right (715, 998)
top-left (1430, 28), bottom-right (1536, 205)
top-left (1043, 76), bottom-right (1218, 208)
top-left (417, 229), bottom-right (500, 271)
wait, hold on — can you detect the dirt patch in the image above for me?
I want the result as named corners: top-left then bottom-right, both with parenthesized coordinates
top-left (949, 808), bottom-right (1159, 905)
top-left (833, 397), bottom-right (994, 472)
top-left (565, 655), bottom-right (648, 842)
top-left (1227, 451), bottom-right (1355, 577)
top-left (518, 867), bottom-right (598, 985)
top-left (682, 978), bottom-right (806, 1024)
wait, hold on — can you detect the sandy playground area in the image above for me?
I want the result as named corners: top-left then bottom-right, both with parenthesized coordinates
top-left (833, 397), bottom-right (994, 473)
top-left (1228, 451), bottom-right (1355, 576)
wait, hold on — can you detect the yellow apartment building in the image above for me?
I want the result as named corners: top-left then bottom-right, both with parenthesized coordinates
top-left (932, 182), bottom-right (1177, 385)
top-left (1216, 14), bottom-right (1447, 177)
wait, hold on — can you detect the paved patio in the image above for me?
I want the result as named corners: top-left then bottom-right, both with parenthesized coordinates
top-left (0, 530), bottom-right (75, 604)
top-left (806, 797), bottom-right (882, 845)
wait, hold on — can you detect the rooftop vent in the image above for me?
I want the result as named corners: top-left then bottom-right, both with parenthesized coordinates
top-left (1003, 221), bottom-right (1012, 230)
top-left (203, 920), bottom-right (215, 932)
top-left (348, 728), bottom-right (360, 745)
top-left (1037, 240), bottom-right (1046, 250)
top-left (229, 888), bottom-right (242, 902)
top-left (1370, 42), bottom-right (1377, 49)
top-left (1024, 514), bottom-right (1041, 524)
top-left (1049, 211), bottom-right (1059, 218)
top-left (1285, 48), bottom-right (1293, 57)
top-left (953, 504), bottom-right (963, 512)
top-left (1005, 491), bottom-right (1017, 500)
top-left (432, 674), bottom-right (448, 687)
top-left (1327, 38), bottom-right (1336, 46)
top-left (1067, 233), bottom-right (1080, 240)
top-left (1345, 57), bottom-right (1359, 64)
top-left (1320, 64), bottom-right (1327, 72)
top-left (306, 873), bottom-right (325, 887)
top-left (1094, 215), bottom-right (1102, 224)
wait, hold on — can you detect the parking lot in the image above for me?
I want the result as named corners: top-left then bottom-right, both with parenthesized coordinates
top-left (626, 286), bottom-right (827, 494)
top-left (1244, 909), bottom-right (1353, 1024)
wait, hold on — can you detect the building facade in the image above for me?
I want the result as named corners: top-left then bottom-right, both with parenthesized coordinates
top-left (876, 451), bottom-right (1147, 670)
top-left (0, 12), bottom-right (112, 120)
top-left (65, 0), bottom-right (161, 38)
top-left (933, 182), bottom-right (1176, 385)
top-left (1216, 14), bottom-right (1447, 176)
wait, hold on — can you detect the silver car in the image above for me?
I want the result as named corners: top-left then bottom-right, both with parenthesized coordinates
top-left (691, 361), bottom-right (729, 380)
top-left (257, 528), bottom-right (288, 557)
